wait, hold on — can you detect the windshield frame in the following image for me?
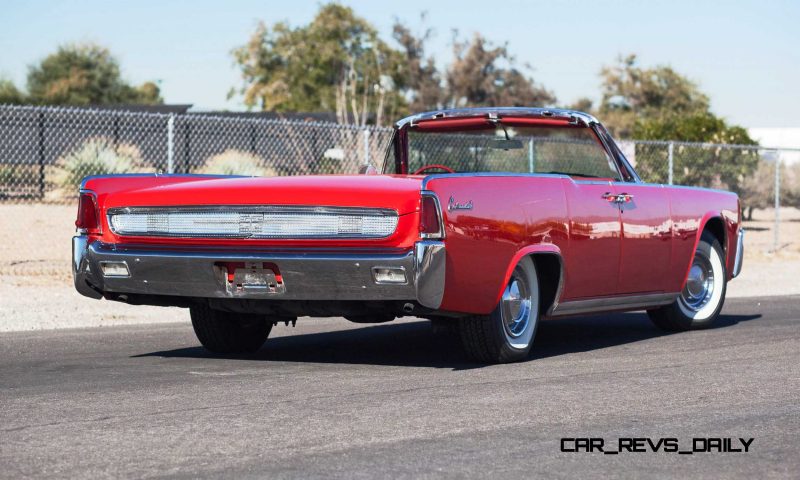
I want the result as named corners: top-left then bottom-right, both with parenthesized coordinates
top-left (383, 118), bottom-right (636, 181)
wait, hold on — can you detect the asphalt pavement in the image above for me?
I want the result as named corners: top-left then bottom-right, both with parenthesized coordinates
top-left (1, 295), bottom-right (798, 479)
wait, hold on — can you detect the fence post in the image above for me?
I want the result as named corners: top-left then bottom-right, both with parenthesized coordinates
top-left (167, 114), bottom-right (175, 174)
top-left (363, 129), bottom-right (370, 167)
top-left (667, 141), bottom-right (674, 185)
top-left (37, 111), bottom-right (45, 199)
top-left (528, 138), bottom-right (535, 173)
top-left (113, 114), bottom-right (120, 152)
top-left (774, 153), bottom-right (781, 252)
top-left (250, 122), bottom-right (257, 155)
top-left (183, 118), bottom-right (191, 174)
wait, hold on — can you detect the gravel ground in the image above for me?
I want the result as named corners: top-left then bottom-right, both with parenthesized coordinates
top-left (0, 296), bottom-right (798, 479)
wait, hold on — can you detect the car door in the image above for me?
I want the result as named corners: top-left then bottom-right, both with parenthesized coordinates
top-left (612, 183), bottom-right (672, 294)
top-left (561, 180), bottom-right (622, 299)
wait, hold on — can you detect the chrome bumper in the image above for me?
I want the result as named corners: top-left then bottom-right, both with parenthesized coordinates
top-left (732, 228), bottom-right (744, 278)
top-left (73, 237), bottom-right (445, 309)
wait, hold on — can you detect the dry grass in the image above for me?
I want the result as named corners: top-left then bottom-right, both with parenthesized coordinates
top-left (742, 207), bottom-right (800, 260)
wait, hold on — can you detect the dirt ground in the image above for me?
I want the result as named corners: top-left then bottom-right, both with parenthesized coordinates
top-left (0, 203), bottom-right (798, 331)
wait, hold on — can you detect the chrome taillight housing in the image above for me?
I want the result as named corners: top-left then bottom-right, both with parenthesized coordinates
top-left (419, 191), bottom-right (444, 239)
top-left (106, 206), bottom-right (399, 239)
top-left (75, 191), bottom-right (101, 233)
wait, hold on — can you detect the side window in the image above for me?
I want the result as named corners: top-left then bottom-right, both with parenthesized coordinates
top-left (595, 126), bottom-right (637, 183)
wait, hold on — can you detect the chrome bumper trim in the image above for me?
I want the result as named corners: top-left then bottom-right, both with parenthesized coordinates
top-left (732, 228), bottom-right (744, 278)
top-left (72, 237), bottom-right (445, 308)
top-left (415, 240), bottom-right (446, 309)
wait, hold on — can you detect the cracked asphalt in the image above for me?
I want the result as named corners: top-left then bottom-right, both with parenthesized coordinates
top-left (1, 295), bottom-right (798, 479)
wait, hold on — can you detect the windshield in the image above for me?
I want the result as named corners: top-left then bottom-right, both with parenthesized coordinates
top-left (397, 124), bottom-right (620, 180)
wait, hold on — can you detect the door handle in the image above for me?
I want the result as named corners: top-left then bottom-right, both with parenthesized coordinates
top-left (617, 193), bottom-right (634, 203)
top-left (601, 192), bottom-right (634, 204)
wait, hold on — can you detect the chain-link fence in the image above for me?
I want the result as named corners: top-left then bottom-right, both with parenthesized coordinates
top-left (1, 104), bottom-right (798, 279)
top-left (0, 105), bottom-right (392, 202)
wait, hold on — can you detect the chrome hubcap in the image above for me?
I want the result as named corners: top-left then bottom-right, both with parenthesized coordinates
top-left (501, 268), bottom-right (532, 338)
top-left (681, 252), bottom-right (715, 312)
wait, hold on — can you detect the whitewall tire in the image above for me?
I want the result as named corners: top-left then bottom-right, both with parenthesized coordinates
top-left (648, 232), bottom-right (727, 331)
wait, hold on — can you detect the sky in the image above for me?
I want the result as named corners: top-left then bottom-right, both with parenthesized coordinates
top-left (1, 0), bottom-right (798, 128)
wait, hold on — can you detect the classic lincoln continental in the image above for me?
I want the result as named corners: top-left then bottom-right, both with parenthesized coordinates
top-left (73, 107), bottom-right (744, 363)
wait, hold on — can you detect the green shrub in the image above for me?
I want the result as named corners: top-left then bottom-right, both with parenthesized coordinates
top-left (198, 149), bottom-right (277, 176)
top-left (0, 165), bottom-right (17, 186)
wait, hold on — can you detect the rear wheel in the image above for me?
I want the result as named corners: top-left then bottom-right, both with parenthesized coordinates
top-left (648, 232), bottom-right (727, 331)
top-left (458, 256), bottom-right (540, 363)
top-left (190, 306), bottom-right (272, 353)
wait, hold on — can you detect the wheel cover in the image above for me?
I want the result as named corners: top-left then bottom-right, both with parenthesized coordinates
top-left (680, 251), bottom-right (715, 312)
top-left (501, 268), bottom-right (532, 338)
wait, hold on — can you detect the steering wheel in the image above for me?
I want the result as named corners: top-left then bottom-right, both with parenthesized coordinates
top-left (413, 164), bottom-right (455, 175)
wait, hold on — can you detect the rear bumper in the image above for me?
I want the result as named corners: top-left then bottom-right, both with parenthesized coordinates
top-left (73, 236), bottom-right (446, 309)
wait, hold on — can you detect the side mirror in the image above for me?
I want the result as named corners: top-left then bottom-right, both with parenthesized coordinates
top-left (359, 164), bottom-right (379, 175)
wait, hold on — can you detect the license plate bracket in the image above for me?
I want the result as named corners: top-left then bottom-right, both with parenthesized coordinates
top-left (215, 261), bottom-right (286, 296)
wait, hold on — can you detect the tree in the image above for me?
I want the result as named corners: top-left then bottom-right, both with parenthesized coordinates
top-left (599, 54), bottom-right (709, 138)
top-left (26, 43), bottom-right (162, 105)
top-left (392, 16), bottom-right (443, 112)
top-left (231, 4), bottom-right (407, 126)
top-left (445, 33), bottom-right (555, 108)
top-left (595, 54), bottom-right (760, 199)
top-left (0, 78), bottom-right (25, 104)
top-left (631, 111), bottom-right (759, 196)
top-left (568, 97), bottom-right (594, 113)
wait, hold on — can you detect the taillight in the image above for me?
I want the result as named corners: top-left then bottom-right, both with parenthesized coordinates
top-left (76, 192), bottom-right (100, 233)
top-left (420, 192), bottom-right (444, 239)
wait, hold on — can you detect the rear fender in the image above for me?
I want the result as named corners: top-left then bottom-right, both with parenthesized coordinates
top-left (492, 244), bottom-right (564, 316)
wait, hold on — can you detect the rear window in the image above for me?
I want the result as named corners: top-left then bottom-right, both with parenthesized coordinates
top-left (403, 124), bottom-right (620, 180)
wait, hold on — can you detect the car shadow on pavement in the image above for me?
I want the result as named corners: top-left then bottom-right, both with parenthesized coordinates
top-left (133, 311), bottom-right (761, 370)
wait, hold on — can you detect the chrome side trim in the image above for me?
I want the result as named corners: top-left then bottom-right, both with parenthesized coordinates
top-left (732, 228), bottom-right (744, 278)
top-left (420, 172), bottom-right (570, 190)
top-left (549, 292), bottom-right (678, 317)
top-left (415, 240), bottom-right (446, 309)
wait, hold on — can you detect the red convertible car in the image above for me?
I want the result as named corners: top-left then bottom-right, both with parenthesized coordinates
top-left (73, 108), bottom-right (744, 363)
